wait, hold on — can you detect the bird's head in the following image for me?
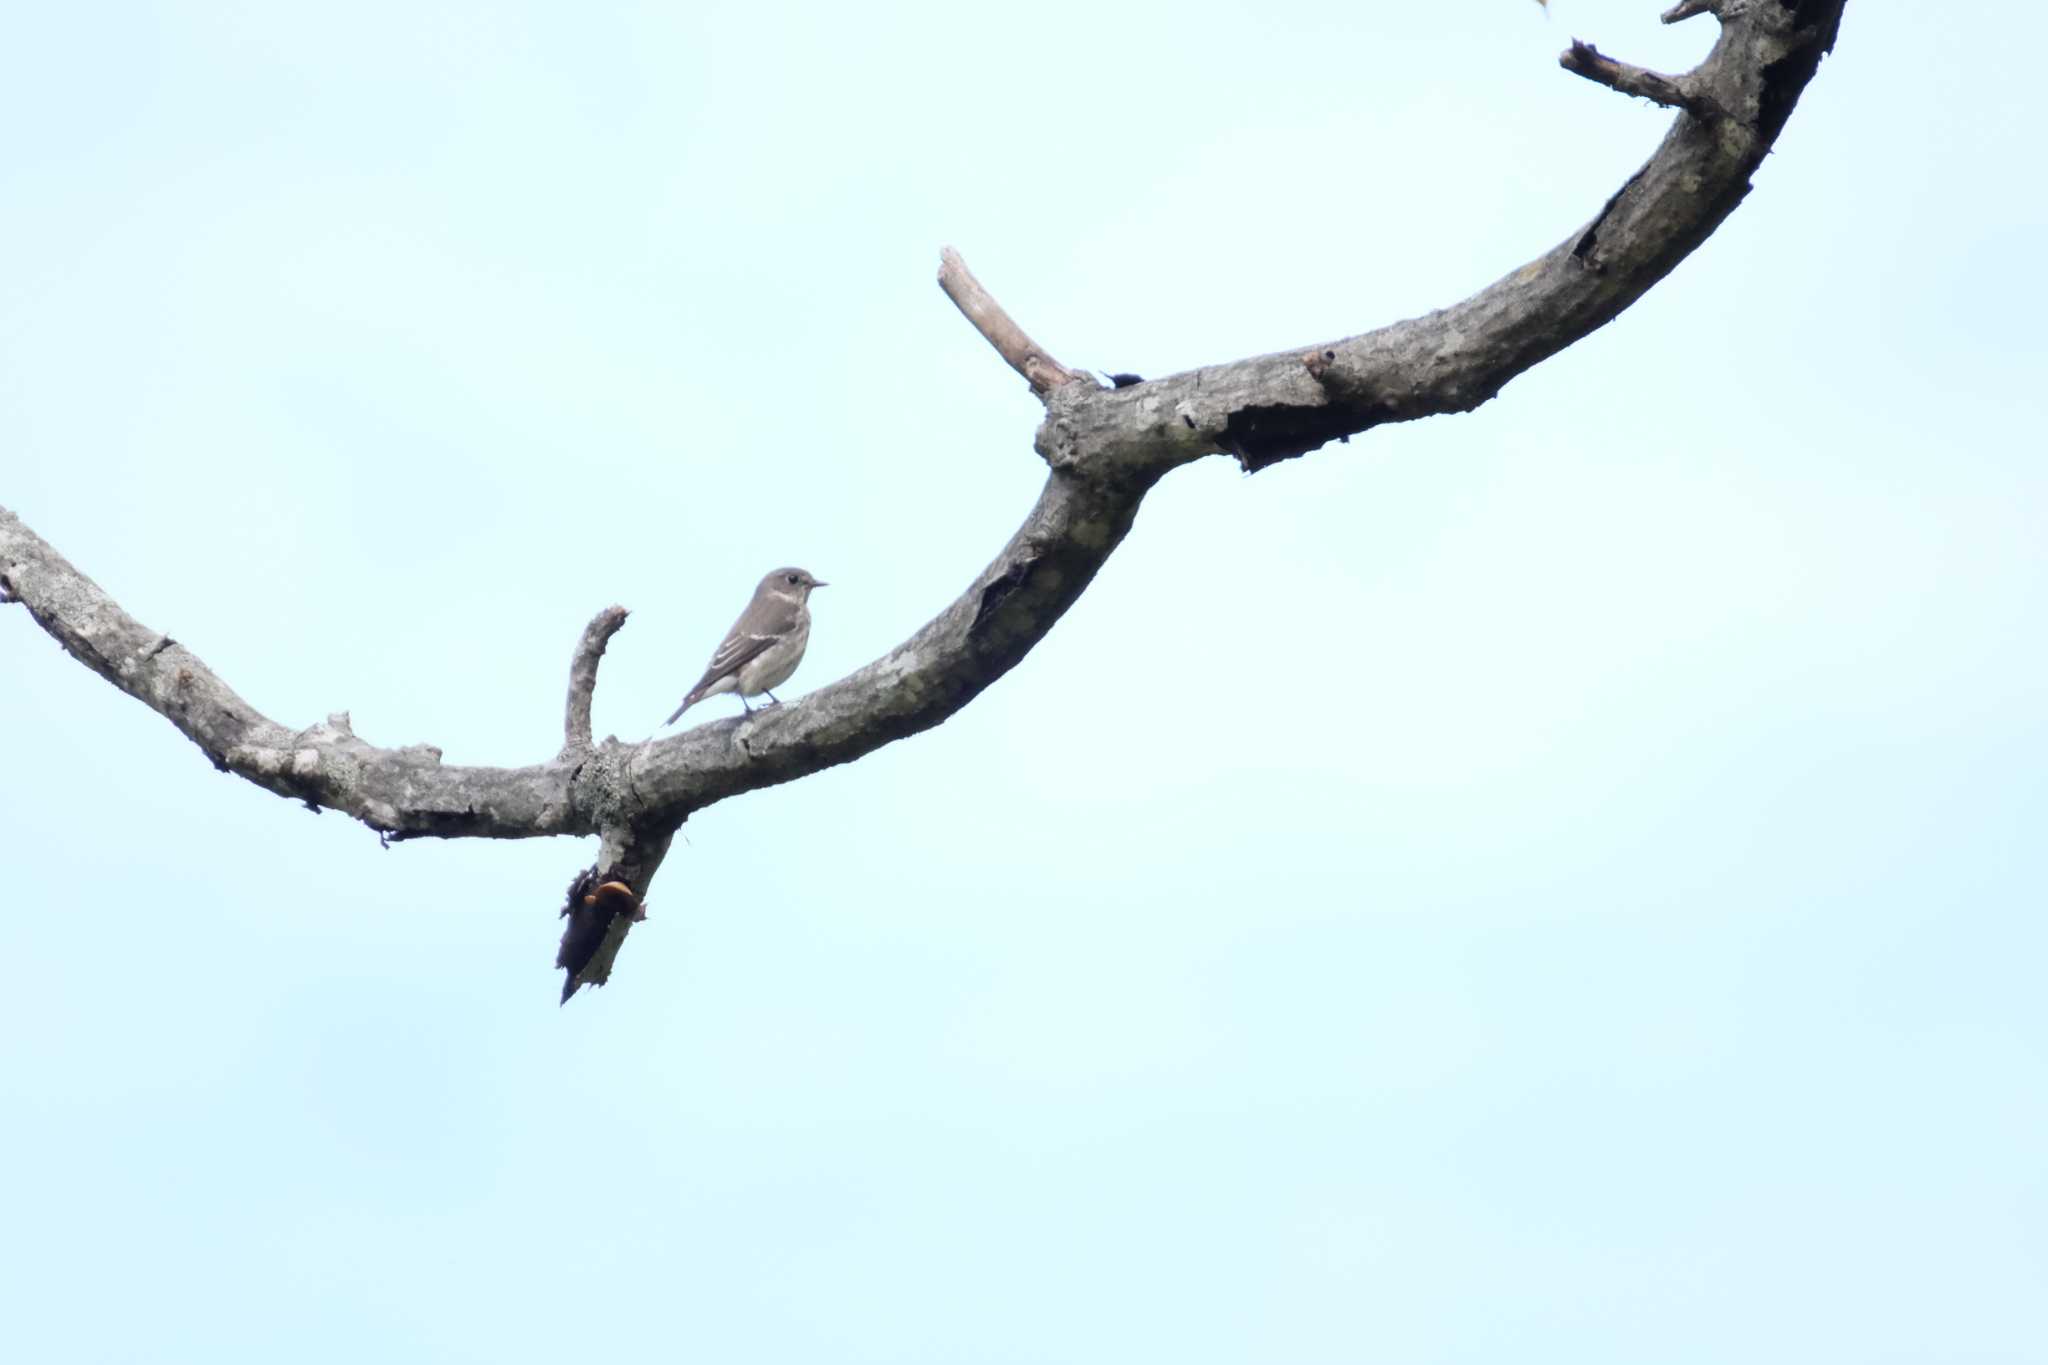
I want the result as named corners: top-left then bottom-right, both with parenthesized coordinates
top-left (762, 566), bottom-right (827, 600)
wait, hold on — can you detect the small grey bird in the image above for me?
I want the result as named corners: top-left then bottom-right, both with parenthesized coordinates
top-left (665, 567), bottom-right (826, 724)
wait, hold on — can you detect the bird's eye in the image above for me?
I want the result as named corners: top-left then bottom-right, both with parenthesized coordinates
top-left (787, 573), bottom-right (801, 585)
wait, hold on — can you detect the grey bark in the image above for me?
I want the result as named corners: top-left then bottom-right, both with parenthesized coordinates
top-left (0, 3), bottom-right (1848, 997)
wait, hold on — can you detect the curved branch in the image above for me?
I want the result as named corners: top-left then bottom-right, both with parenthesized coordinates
top-left (5, 4), bottom-right (1847, 994)
top-left (1, 504), bottom-right (578, 839)
top-left (1031, 8), bottom-right (1842, 479)
top-left (562, 605), bottom-right (629, 757)
top-left (626, 462), bottom-right (1145, 823)
top-left (620, 0), bottom-right (1847, 819)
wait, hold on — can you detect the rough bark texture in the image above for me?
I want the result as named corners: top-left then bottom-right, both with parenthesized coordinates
top-left (0, 4), bottom-right (1848, 998)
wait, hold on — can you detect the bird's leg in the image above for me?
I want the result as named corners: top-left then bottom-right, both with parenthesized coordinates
top-left (739, 695), bottom-right (754, 715)
top-left (764, 691), bottom-right (783, 707)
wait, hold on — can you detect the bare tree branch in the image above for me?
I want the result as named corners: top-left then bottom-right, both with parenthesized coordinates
top-left (562, 605), bottom-right (629, 758)
top-left (630, 464), bottom-right (1142, 823)
top-left (0, 506), bottom-right (573, 839)
top-left (1559, 40), bottom-right (1715, 118)
top-left (555, 801), bottom-right (675, 1000)
top-left (2, 1), bottom-right (1850, 996)
top-left (937, 247), bottom-right (1091, 398)
top-left (555, 812), bottom-right (673, 1003)
top-left (1662, 0), bottom-right (1722, 24)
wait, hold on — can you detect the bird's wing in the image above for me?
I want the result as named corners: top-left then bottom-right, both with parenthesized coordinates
top-left (690, 630), bottom-right (784, 695)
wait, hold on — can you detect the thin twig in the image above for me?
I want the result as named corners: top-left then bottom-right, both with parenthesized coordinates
top-left (936, 247), bottom-right (1088, 398)
top-left (1662, 0), bottom-right (1722, 25)
top-left (562, 605), bottom-right (629, 755)
top-left (1560, 40), bottom-right (1713, 118)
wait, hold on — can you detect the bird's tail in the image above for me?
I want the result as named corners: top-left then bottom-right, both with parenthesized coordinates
top-left (663, 691), bottom-right (699, 727)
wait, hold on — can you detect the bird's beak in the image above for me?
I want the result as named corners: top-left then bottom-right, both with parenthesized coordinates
top-left (812, 580), bottom-right (829, 588)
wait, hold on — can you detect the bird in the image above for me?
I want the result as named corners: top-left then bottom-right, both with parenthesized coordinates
top-left (665, 567), bottom-right (826, 724)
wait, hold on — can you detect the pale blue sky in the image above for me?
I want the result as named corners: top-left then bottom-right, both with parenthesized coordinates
top-left (4, 3), bottom-right (2045, 1361)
